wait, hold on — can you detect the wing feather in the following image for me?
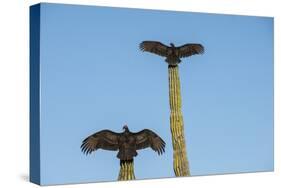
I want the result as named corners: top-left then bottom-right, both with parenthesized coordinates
top-left (133, 129), bottom-right (166, 155)
top-left (81, 130), bottom-right (120, 155)
top-left (139, 41), bottom-right (170, 57)
top-left (176, 43), bottom-right (204, 58)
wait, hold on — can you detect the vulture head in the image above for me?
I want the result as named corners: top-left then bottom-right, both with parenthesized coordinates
top-left (122, 125), bottom-right (129, 132)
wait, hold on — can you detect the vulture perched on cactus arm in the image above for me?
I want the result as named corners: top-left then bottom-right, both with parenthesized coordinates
top-left (81, 125), bottom-right (165, 160)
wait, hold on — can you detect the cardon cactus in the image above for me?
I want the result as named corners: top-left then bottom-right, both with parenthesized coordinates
top-left (139, 40), bottom-right (204, 177)
top-left (118, 160), bottom-right (136, 181)
top-left (168, 65), bottom-right (190, 176)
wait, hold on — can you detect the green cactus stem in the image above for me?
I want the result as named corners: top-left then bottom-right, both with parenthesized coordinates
top-left (118, 160), bottom-right (136, 181)
top-left (168, 65), bottom-right (190, 177)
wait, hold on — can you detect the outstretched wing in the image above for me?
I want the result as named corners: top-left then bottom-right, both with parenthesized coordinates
top-left (133, 129), bottom-right (165, 155)
top-left (176, 43), bottom-right (204, 58)
top-left (81, 130), bottom-right (120, 155)
top-left (139, 41), bottom-right (170, 57)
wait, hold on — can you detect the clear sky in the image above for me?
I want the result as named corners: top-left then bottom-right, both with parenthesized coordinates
top-left (38, 3), bottom-right (273, 185)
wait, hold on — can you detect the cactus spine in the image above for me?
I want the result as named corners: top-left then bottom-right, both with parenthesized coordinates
top-left (168, 65), bottom-right (190, 177)
top-left (118, 160), bottom-right (135, 181)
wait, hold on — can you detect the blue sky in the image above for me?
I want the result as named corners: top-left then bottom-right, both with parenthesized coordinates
top-left (38, 3), bottom-right (273, 185)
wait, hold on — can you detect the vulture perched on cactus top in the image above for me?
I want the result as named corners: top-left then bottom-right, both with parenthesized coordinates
top-left (139, 41), bottom-right (204, 65)
top-left (81, 125), bottom-right (165, 160)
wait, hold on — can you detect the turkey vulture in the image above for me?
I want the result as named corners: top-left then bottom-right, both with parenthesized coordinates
top-left (81, 125), bottom-right (165, 160)
top-left (139, 41), bottom-right (204, 65)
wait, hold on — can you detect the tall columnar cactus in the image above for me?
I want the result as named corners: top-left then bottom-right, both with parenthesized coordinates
top-left (118, 160), bottom-right (136, 181)
top-left (140, 41), bottom-right (204, 177)
top-left (168, 65), bottom-right (190, 176)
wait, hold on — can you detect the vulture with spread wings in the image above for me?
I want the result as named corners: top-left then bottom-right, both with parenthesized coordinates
top-left (140, 41), bottom-right (204, 65)
top-left (81, 125), bottom-right (165, 160)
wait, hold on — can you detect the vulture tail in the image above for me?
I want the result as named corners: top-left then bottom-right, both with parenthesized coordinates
top-left (117, 148), bottom-right (137, 160)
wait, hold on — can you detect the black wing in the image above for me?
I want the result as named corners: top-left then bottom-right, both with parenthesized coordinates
top-left (81, 130), bottom-right (120, 155)
top-left (139, 41), bottom-right (171, 57)
top-left (133, 129), bottom-right (165, 155)
top-left (176, 43), bottom-right (204, 58)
